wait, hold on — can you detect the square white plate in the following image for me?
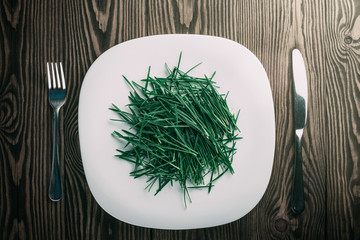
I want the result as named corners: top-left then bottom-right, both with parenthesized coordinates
top-left (78, 34), bottom-right (275, 229)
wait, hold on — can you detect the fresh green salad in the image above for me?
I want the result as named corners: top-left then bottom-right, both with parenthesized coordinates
top-left (110, 54), bottom-right (241, 206)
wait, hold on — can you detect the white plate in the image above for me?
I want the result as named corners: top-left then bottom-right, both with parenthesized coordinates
top-left (78, 34), bottom-right (275, 229)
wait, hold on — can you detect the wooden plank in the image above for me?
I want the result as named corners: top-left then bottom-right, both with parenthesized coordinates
top-left (291, 0), bottom-right (328, 238)
top-left (1, 0), bottom-right (77, 239)
top-left (235, 0), bottom-right (324, 238)
top-left (321, 0), bottom-right (360, 238)
top-left (60, 0), bottom-right (151, 239)
top-left (0, 1), bottom-right (19, 238)
top-left (0, 0), bottom-right (151, 239)
top-left (236, 1), bottom-right (297, 239)
top-left (1, 0), bottom-right (66, 239)
top-left (147, 0), bottom-right (239, 41)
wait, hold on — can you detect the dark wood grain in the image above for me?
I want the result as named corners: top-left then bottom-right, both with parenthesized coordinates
top-left (0, 0), bottom-right (151, 239)
top-left (321, 0), bottom-right (360, 239)
top-left (1, 0), bottom-right (360, 239)
top-left (236, 0), bottom-right (299, 238)
top-left (61, 0), bottom-right (151, 239)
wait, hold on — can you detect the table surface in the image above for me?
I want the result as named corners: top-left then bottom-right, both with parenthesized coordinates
top-left (1, 0), bottom-right (360, 239)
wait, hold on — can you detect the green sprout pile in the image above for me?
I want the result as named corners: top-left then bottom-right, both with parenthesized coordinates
top-left (110, 55), bottom-right (241, 206)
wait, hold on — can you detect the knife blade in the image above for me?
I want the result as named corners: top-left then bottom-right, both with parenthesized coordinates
top-left (290, 49), bottom-right (308, 214)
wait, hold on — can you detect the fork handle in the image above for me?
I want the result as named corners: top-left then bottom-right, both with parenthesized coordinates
top-left (49, 109), bottom-right (62, 201)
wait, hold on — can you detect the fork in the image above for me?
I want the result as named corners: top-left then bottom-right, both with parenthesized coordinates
top-left (46, 62), bottom-right (66, 201)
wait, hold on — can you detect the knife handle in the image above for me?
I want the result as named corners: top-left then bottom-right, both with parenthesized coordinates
top-left (291, 134), bottom-right (305, 214)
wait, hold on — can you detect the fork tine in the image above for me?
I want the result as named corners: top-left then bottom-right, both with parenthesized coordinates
top-left (46, 62), bottom-right (52, 89)
top-left (59, 62), bottom-right (66, 90)
top-left (51, 63), bottom-right (56, 88)
top-left (55, 63), bottom-right (62, 89)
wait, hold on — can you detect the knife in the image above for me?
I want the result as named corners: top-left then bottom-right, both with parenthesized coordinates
top-left (290, 49), bottom-right (308, 214)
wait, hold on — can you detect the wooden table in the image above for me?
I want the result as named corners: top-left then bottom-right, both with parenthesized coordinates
top-left (1, 0), bottom-right (359, 239)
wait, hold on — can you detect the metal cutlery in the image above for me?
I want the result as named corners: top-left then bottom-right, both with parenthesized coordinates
top-left (290, 49), bottom-right (308, 214)
top-left (46, 62), bottom-right (66, 201)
